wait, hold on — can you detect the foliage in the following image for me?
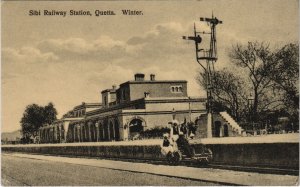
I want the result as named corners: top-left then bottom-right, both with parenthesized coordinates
top-left (44, 102), bottom-right (58, 124)
top-left (270, 43), bottom-right (299, 114)
top-left (140, 126), bottom-right (170, 139)
top-left (197, 42), bottom-right (299, 127)
top-left (20, 102), bottom-right (57, 143)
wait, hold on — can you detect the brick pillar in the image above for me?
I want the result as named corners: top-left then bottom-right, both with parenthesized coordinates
top-left (77, 124), bottom-right (81, 142)
top-left (207, 113), bottom-right (212, 138)
top-left (101, 123), bottom-right (105, 140)
top-left (112, 121), bottom-right (116, 141)
top-left (46, 128), bottom-right (48, 142)
top-left (73, 125), bottom-right (76, 142)
top-left (59, 123), bottom-right (63, 142)
top-left (54, 125), bottom-right (58, 143)
top-left (45, 129), bottom-right (47, 142)
top-left (49, 128), bottom-right (51, 142)
top-left (45, 129), bottom-right (47, 143)
top-left (88, 121), bottom-right (92, 142)
top-left (40, 129), bottom-right (42, 143)
top-left (48, 127), bottom-right (51, 143)
top-left (42, 129), bottom-right (44, 143)
top-left (59, 123), bottom-right (63, 143)
top-left (80, 123), bottom-right (84, 142)
top-left (82, 124), bottom-right (86, 142)
top-left (95, 122), bottom-right (99, 142)
top-left (107, 122), bottom-right (110, 141)
top-left (49, 127), bottom-right (53, 143)
top-left (43, 129), bottom-right (45, 143)
top-left (63, 122), bottom-right (69, 143)
top-left (48, 128), bottom-right (50, 142)
top-left (85, 123), bottom-right (88, 141)
top-left (57, 125), bottom-right (61, 143)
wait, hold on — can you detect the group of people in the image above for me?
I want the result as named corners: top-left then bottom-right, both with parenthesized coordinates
top-left (161, 119), bottom-right (197, 158)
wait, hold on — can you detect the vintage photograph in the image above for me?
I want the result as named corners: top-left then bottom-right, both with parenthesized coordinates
top-left (1, 0), bottom-right (299, 186)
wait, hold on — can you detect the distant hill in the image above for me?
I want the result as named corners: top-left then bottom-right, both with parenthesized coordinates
top-left (2, 130), bottom-right (22, 141)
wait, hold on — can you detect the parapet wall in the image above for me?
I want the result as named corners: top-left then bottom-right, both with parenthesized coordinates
top-left (2, 142), bottom-right (298, 169)
top-left (199, 143), bottom-right (299, 169)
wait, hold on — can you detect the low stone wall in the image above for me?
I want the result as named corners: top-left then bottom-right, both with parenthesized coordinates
top-left (197, 143), bottom-right (299, 169)
top-left (2, 142), bottom-right (298, 169)
top-left (2, 145), bottom-right (164, 160)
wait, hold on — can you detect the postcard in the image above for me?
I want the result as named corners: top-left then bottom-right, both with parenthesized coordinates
top-left (2, 0), bottom-right (299, 186)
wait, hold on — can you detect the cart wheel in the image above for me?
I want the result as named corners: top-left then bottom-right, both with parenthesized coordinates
top-left (172, 150), bottom-right (182, 165)
top-left (166, 152), bottom-right (173, 165)
top-left (199, 158), bottom-right (209, 166)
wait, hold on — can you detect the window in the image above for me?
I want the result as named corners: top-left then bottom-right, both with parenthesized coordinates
top-left (170, 85), bottom-right (183, 93)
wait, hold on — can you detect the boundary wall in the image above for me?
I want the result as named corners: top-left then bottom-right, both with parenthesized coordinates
top-left (2, 142), bottom-right (298, 169)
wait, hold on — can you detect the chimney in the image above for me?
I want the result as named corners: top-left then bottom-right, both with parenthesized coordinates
top-left (150, 74), bottom-right (155, 81)
top-left (112, 85), bottom-right (116, 90)
top-left (134, 73), bottom-right (145, 81)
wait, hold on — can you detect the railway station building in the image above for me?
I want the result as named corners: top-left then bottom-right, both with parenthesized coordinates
top-left (38, 73), bottom-right (242, 143)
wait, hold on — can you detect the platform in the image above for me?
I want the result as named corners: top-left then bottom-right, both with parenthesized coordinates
top-left (4, 153), bottom-right (298, 186)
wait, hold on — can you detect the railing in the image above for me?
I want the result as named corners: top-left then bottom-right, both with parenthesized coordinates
top-left (219, 112), bottom-right (242, 134)
top-left (239, 122), bottom-right (299, 136)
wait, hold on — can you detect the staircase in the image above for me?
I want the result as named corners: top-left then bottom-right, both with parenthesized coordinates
top-left (219, 111), bottom-right (243, 134)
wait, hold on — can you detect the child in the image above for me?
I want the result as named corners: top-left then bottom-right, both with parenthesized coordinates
top-left (160, 133), bottom-right (174, 156)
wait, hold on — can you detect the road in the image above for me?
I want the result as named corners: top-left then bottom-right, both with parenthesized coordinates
top-left (2, 153), bottom-right (298, 186)
top-left (2, 154), bottom-right (218, 186)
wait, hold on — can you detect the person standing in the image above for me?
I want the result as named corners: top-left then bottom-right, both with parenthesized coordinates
top-left (170, 120), bottom-right (180, 142)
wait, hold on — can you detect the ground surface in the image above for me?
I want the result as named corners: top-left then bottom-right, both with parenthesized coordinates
top-left (2, 153), bottom-right (298, 186)
top-left (2, 154), bottom-right (218, 186)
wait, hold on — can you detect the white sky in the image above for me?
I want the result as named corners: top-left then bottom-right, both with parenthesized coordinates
top-left (2, 0), bottom-right (299, 132)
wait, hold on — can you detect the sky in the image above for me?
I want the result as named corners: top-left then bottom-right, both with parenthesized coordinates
top-left (1, 0), bottom-right (299, 132)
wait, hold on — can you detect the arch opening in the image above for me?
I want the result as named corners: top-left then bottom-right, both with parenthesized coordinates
top-left (224, 124), bottom-right (229, 137)
top-left (129, 118), bottom-right (144, 140)
top-left (214, 121), bottom-right (221, 137)
top-left (114, 119), bottom-right (120, 141)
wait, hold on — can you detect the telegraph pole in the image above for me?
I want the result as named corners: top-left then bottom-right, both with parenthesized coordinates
top-left (183, 14), bottom-right (222, 138)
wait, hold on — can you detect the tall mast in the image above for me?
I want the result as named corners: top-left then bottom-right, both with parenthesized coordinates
top-left (183, 14), bottom-right (222, 138)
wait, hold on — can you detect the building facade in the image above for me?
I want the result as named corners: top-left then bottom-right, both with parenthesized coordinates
top-left (38, 73), bottom-right (242, 143)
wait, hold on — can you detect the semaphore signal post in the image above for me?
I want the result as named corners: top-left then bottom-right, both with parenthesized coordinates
top-left (183, 14), bottom-right (222, 138)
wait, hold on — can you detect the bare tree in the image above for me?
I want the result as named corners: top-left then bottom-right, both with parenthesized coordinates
top-left (229, 42), bottom-right (281, 121)
top-left (269, 43), bottom-right (299, 126)
top-left (197, 69), bottom-right (247, 121)
top-left (271, 43), bottom-right (299, 108)
top-left (196, 42), bottom-right (298, 126)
